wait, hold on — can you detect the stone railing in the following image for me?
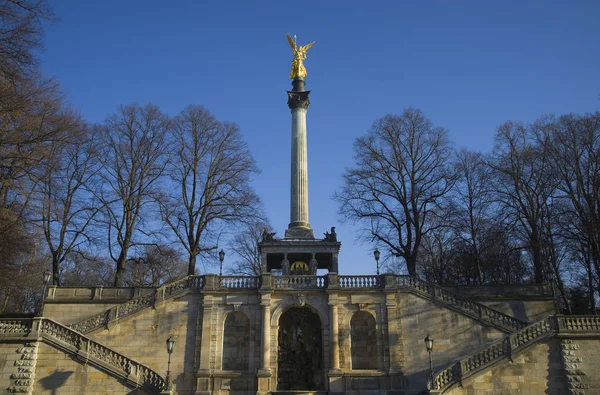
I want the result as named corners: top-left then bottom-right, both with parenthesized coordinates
top-left (70, 275), bottom-right (205, 334)
top-left (432, 315), bottom-right (600, 392)
top-left (0, 318), bottom-right (168, 393)
top-left (557, 315), bottom-right (600, 332)
top-left (220, 276), bottom-right (261, 289)
top-left (339, 275), bottom-right (383, 289)
top-left (273, 275), bottom-right (327, 289)
top-left (0, 318), bottom-right (33, 336)
top-left (397, 276), bottom-right (526, 332)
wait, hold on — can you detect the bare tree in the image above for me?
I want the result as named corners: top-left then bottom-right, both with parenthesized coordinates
top-left (96, 104), bottom-right (169, 286)
top-left (228, 220), bottom-right (273, 276)
top-left (36, 120), bottom-right (101, 285)
top-left (488, 121), bottom-right (559, 284)
top-left (450, 149), bottom-right (493, 284)
top-left (335, 108), bottom-right (455, 276)
top-left (537, 112), bottom-right (600, 308)
top-left (0, 0), bottom-right (56, 82)
top-left (125, 245), bottom-right (187, 287)
top-left (159, 105), bottom-right (261, 275)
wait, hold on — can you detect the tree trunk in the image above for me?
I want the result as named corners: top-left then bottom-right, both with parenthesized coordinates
top-left (188, 253), bottom-right (197, 276)
top-left (406, 255), bottom-right (417, 276)
top-left (113, 249), bottom-right (127, 286)
top-left (51, 254), bottom-right (61, 286)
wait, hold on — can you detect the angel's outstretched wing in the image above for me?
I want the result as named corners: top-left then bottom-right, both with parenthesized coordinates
top-left (300, 41), bottom-right (315, 52)
top-left (286, 34), bottom-right (296, 51)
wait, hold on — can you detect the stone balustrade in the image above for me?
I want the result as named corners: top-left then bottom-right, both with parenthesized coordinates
top-left (0, 318), bottom-right (168, 393)
top-left (432, 315), bottom-right (600, 392)
top-left (59, 273), bottom-right (529, 344)
top-left (220, 276), bottom-right (261, 289)
top-left (273, 275), bottom-right (327, 289)
top-left (397, 275), bottom-right (526, 332)
top-left (0, 318), bottom-right (32, 336)
top-left (339, 275), bottom-right (383, 289)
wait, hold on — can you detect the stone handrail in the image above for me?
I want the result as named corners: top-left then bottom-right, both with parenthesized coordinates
top-left (70, 275), bottom-right (205, 334)
top-left (220, 276), bottom-right (261, 289)
top-left (273, 275), bottom-right (327, 289)
top-left (0, 318), bottom-right (33, 336)
top-left (556, 315), bottom-right (600, 332)
top-left (432, 315), bottom-right (600, 392)
top-left (339, 275), bottom-right (383, 289)
top-left (397, 276), bottom-right (526, 332)
top-left (0, 318), bottom-right (168, 393)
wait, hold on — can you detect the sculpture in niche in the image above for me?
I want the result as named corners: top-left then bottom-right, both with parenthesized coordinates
top-left (309, 255), bottom-right (318, 275)
top-left (282, 255), bottom-right (290, 275)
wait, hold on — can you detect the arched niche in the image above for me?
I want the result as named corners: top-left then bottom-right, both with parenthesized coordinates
top-left (222, 311), bottom-right (250, 371)
top-left (350, 310), bottom-right (378, 370)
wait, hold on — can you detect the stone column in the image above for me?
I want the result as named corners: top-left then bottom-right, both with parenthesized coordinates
top-left (328, 293), bottom-right (343, 393)
top-left (257, 293), bottom-right (272, 394)
top-left (384, 274), bottom-right (405, 391)
top-left (196, 294), bottom-right (214, 395)
top-left (285, 77), bottom-right (313, 239)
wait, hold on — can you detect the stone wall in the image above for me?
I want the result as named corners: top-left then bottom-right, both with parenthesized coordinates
top-left (445, 339), bottom-right (565, 395)
top-left (400, 293), bottom-right (506, 394)
top-left (480, 299), bottom-right (555, 322)
top-left (7, 276), bottom-right (592, 395)
top-left (43, 302), bottom-right (118, 325)
top-left (33, 342), bottom-right (144, 394)
top-left (561, 338), bottom-right (600, 395)
top-left (0, 340), bottom-right (38, 393)
top-left (89, 294), bottom-right (199, 395)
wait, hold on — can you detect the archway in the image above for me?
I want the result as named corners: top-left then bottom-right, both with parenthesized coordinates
top-left (277, 306), bottom-right (323, 390)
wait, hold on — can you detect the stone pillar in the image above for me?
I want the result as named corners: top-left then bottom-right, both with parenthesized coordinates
top-left (195, 294), bottom-right (214, 395)
top-left (328, 293), bottom-right (343, 393)
top-left (257, 293), bottom-right (272, 394)
top-left (285, 77), bottom-right (314, 239)
top-left (385, 274), bottom-right (405, 392)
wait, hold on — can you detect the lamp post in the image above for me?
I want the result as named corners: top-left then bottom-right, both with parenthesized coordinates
top-left (165, 336), bottom-right (175, 390)
top-left (424, 334), bottom-right (435, 391)
top-left (40, 270), bottom-right (51, 317)
top-left (219, 249), bottom-right (225, 277)
top-left (373, 248), bottom-right (380, 276)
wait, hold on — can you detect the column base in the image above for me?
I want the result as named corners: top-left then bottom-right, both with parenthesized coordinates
top-left (257, 371), bottom-right (272, 394)
top-left (328, 370), bottom-right (344, 394)
top-left (195, 371), bottom-right (213, 395)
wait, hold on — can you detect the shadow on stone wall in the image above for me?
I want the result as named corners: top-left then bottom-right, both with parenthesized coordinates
top-left (509, 301), bottom-right (528, 322)
top-left (177, 294), bottom-right (201, 393)
top-left (38, 370), bottom-right (73, 395)
top-left (546, 338), bottom-right (567, 394)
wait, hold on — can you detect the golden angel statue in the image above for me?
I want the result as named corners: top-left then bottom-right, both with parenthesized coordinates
top-left (287, 34), bottom-right (315, 79)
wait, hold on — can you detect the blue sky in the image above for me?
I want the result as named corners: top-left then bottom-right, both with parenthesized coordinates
top-left (42, 1), bottom-right (600, 274)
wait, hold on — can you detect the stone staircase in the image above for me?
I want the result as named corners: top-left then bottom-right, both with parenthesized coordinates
top-left (67, 274), bottom-right (527, 336)
top-left (395, 276), bottom-right (527, 333)
top-left (69, 275), bottom-right (205, 334)
top-left (0, 317), bottom-right (169, 394)
top-left (430, 315), bottom-right (600, 393)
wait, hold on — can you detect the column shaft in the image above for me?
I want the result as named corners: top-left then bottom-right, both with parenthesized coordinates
top-left (290, 107), bottom-right (309, 228)
top-left (260, 301), bottom-right (271, 372)
top-left (330, 303), bottom-right (340, 370)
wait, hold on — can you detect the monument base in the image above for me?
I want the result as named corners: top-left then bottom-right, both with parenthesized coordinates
top-left (284, 227), bottom-right (314, 239)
